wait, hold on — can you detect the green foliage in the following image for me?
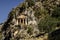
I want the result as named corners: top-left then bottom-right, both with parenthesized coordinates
top-left (25, 0), bottom-right (35, 7)
top-left (27, 27), bottom-right (33, 35)
top-left (51, 7), bottom-right (60, 27)
top-left (20, 3), bottom-right (27, 10)
top-left (0, 33), bottom-right (2, 40)
top-left (52, 7), bottom-right (60, 18)
top-left (2, 11), bottom-right (15, 31)
top-left (15, 25), bottom-right (21, 29)
top-left (34, 7), bottom-right (48, 18)
top-left (16, 3), bottom-right (27, 13)
top-left (38, 14), bottom-right (58, 33)
top-left (35, 0), bottom-right (40, 2)
top-left (7, 10), bottom-right (16, 24)
top-left (34, 7), bottom-right (41, 18)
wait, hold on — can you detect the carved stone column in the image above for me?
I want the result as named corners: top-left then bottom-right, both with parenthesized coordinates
top-left (16, 19), bottom-right (18, 25)
top-left (20, 19), bottom-right (21, 25)
top-left (25, 18), bottom-right (28, 25)
top-left (25, 18), bottom-right (26, 25)
top-left (23, 18), bottom-right (24, 25)
top-left (27, 18), bottom-right (28, 25)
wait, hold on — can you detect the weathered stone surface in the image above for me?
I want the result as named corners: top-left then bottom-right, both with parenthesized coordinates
top-left (1, 0), bottom-right (60, 40)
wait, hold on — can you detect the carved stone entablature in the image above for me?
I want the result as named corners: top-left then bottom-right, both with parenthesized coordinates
top-left (16, 14), bottom-right (28, 26)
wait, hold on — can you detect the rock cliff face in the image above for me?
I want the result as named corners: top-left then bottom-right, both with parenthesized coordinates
top-left (0, 24), bottom-right (2, 32)
top-left (1, 1), bottom-right (39, 40)
top-left (1, 0), bottom-right (60, 40)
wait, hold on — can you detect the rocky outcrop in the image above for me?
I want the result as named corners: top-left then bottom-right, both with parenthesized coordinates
top-left (1, 4), bottom-right (40, 40)
top-left (1, 0), bottom-right (60, 40)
